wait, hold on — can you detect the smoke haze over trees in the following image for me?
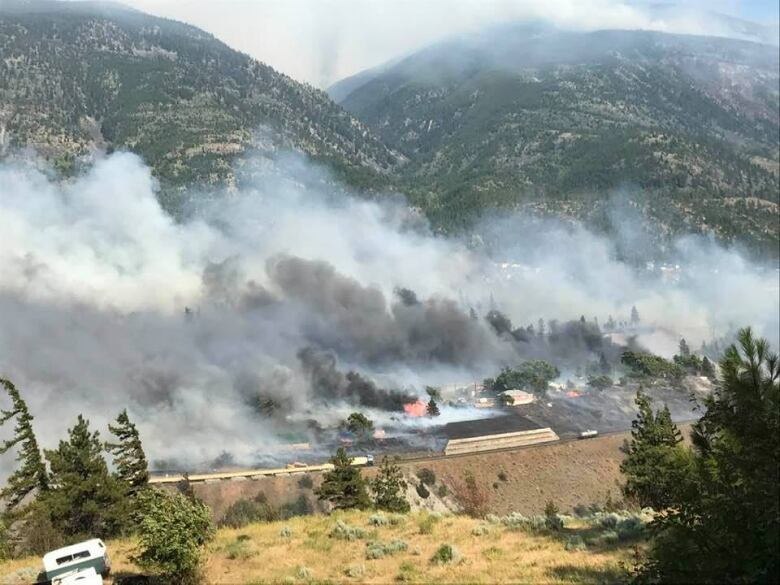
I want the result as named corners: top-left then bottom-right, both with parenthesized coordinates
top-left (0, 150), bottom-right (777, 469)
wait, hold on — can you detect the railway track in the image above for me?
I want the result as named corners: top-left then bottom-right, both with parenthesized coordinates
top-left (149, 420), bottom-right (697, 485)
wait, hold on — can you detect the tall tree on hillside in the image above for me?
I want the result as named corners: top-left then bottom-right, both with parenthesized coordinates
top-left (315, 448), bottom-right (370, 511)
top-left (0, 379), bottom-right (48, 517)
top-left (631, 328), bottom-right (779, 583)
top-left (106, 409), bottom-right (149, 494)
top-left (371, 456), bottom-right (410, 513)
top-left (679, 338), bottom-right (691, 358)
top-left (43, 415), bottom-right (127, 537)
top-left (620, 390), bottom-right (690, 510)
top-left (630, 305), bottom-right (640, 325)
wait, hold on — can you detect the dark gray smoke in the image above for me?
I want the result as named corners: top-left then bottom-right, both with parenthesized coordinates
top-left (0, 151), bottom-right (777, 470)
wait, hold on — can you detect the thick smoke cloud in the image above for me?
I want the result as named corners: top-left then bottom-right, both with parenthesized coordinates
top-left (0, 151), bottom-right (777, 470)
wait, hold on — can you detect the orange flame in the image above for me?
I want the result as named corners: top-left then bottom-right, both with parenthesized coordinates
top-left (403, 400), bottom-right (427, 417)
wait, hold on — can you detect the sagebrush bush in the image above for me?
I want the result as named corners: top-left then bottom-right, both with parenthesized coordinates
top-left (617, 515), bottom-right (645, 541)
top-left (297, 475), bottom-right (314, 489)
top-left (416, 483), bottom-right (430, 499)
top-left (564, 535), bottom-right (587, 552)
top-left (437, 484), bottom-right (449, 498)
top-left (279, 526), bottom-right (293, 538)
top-left (295, 565), bottom-right (312, 579)
top-left (499, 512), bottom-right (546, 531)
top-left (431, 543), bottom-right (460, 564)
top-left (471, 524), bottom-right (490, 536)
top-left (330, 520), bottom-right (367, 541)
top-left (365, 539), bottom-right (408, 560)
top-left (344, 564), bottom-right (365, 578)
top-left (368, 513), bottom-right (389, 526)
top-left (589, 530), bottom-right (619, 546)
top-left (497, 471), bottom-right (508, 482)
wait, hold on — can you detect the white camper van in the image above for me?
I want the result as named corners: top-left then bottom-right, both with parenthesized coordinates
top-left (43, 539), bottom-right (110, 583)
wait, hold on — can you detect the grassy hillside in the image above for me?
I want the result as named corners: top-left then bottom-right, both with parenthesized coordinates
top-left (0, 0), bottom-right (402, 204)
top-left (336, 25), bottom-right (780, 256)
top-left (0, 509), bottom-right (644, 584)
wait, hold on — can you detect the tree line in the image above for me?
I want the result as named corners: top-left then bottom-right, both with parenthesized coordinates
top-left (0, 379), bottom-right (212, 582)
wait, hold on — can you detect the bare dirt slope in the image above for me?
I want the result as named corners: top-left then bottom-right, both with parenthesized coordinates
top-left (181, 424), bottom-right (693, 520)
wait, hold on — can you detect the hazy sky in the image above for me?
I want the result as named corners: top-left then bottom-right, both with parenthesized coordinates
top-left (76, 0), bottom-right (780, 87)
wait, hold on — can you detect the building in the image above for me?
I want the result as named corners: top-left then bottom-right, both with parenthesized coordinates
top-left (499, 389), bottom-right (535, 406)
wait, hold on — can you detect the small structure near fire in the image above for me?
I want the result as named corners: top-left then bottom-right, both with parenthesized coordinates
top-left (499, 389), bottom-right (535, 406)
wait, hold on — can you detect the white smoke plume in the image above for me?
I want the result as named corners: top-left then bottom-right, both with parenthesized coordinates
top-left (0, 151), bottom-right (777, 469)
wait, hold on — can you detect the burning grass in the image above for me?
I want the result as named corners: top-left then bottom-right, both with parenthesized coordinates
top-left (0, 510), bottom-right (639, 584)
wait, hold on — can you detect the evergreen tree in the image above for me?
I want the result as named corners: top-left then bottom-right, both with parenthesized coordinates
top-left (599, 352), bottom-right (611, 375)
top-left (630, 305), bottom-right (640, 325)
top-left (636, 328), bottom-right (779, 583)
top-left (426, 398), bottom-right (440, 417)
top-left (343, 412), bottom-right (374, 441)
top-left (0, 379), bottom-right (48, 517)
top-left (315, 448), bottom-right (370, 510)
top-left (106, 409), bottom-right (149, 494)
top-left (679, 337), bottom-right (691, 357)
top-left (371, 456), bottom-right (410, 513)
top-left (42, 415), bottom-right (127, 537)
top-left (701, 356), bottom-right (716, 380)
top-left (537, 318), bottom-right (545, 336)
top-left (620, 390), bottom-right (690, 510)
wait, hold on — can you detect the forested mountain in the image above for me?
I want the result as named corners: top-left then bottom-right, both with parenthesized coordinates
top-left (333, 24), bottom-right (780, 256)
top-left (0, 0), bottom-right (402, 205)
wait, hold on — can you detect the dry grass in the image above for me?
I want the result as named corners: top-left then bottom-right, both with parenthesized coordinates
top-left (1, 511), bottom-right (636, 584)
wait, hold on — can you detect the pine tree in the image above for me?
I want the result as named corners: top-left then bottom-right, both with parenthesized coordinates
top-left (679, 338), bottom-right (691, 357)
top-left (630, 305), bottom-right (640, 325)
top-left (636, 328), bottom-right (779, 583)
top-left (42, 415), bottom-right (127, 537)
top-left (315, 448), bottom-right (370, 510)
top-left (371, 456), bottom-right (410, 513)
top-left (701, 356), bottom-right (716, 380)
top-left (620, 390), bottom-right (689, 510)
top-left (426, 398), bottom-right (440, 417)
top-left (0, 379), bottom-right (48, 517)
top-left (106, 409), bottom-right (149, 494)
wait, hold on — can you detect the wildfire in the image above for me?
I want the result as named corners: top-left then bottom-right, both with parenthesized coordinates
top-left (403, 400), bottom-right (427, 417)
top-left (566, 391), bottom-right (582, 398)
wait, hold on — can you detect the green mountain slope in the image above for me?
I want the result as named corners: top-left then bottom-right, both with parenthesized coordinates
top-left (0, 0), bottom-right (402, 199)
top-left (334, 25), bottom-right (780, 256)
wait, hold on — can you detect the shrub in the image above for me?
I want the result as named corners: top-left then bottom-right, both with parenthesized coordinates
top-left (388, 514), bottom-right (406, 526)
top-left (564, 535), bottom-right (587, 552)
top-left (492, 482), bottom-right (499, 490)
top-left (134, 489), bottom-right (215, 583)
top-left (417, 513), bottom-right (439, 535)
top-left (453, 471), bottom-right (490, 518)
top-left (437, 484), bottom-right (449, 498)
top-left (616, 515), bottom-right (645, 541)
top-left (497, 471), bottom-right (508, 482)
top-left (297, 475), bottom-right (314, 489)
top-left (368, 513), bottom-right (389, 526)
top-left (590, 530), bottom-right (619, 546)
top-left (471, 524), bottom-right (490, 536)
top-left (416, 468), bottom-right (436, 486)
top-left (225, 538), bottom-right (253, 560)
top-left (485, 514), bottom-right (501, 524)
top-left (295, 565), bottom-right (313, 580)
top-left (330, 520), bottom-right (368, 541)
top-left (279, 526), bottom-right (293, 538)
top-left (395, 561), bottom-right (417, 582)
top-left (544, 501), bottom-right (564, 531)
top-left (598, 512), bottom-right (622, 529)
top-left (220, 496), bottom-right (282, 528)
top-left (366, 539), bottom-right (408, 559)
top-left (482, 546), bottom-right (503, 560)
top-left (431, 543), bottom-right (460, 565)
top-left (500, 512), bottom-right (546, 531)
top-left (345, 564), bottom-right (365, 578)
top-left (415, 483), bottom-right (430, 499)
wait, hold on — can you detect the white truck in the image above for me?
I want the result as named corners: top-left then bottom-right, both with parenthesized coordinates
top-left (43, 539), bottom-right (110, 584)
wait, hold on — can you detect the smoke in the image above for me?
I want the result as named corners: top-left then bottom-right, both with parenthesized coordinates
top-left (0, 150), bottom-right (777, 470)
top-left (125, 0), bottom-right (779, 87)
